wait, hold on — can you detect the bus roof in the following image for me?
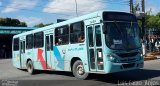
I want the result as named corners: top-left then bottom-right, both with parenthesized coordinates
top-left (13, 11), bottom-right (131, 38)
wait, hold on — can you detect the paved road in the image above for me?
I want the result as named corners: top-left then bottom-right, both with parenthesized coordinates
top-left (0, 59), bottom-right (160, 86)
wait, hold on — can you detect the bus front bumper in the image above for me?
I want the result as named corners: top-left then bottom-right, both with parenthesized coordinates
top-left (104, 60), bottom-right (144, 73)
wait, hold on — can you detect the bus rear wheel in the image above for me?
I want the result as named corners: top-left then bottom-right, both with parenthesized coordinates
top-left (27, 60), bottom-right (35, 74)
top-left (72, 60), bottom-right (88, 80)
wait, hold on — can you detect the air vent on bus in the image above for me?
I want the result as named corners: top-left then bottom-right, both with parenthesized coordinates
top-left (117, 52), bottom-right (138, 58)
top-left (120, 58), bottom-right (136, 63)
top-left (122, 63), bottom-right (135, 68)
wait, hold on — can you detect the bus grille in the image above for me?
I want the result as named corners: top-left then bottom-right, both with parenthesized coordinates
top-left (122, 63), bottom-right (135, 68)
top-left (120, 58), bottom-right (137, 63)
top-left (117, 52), bottom-right (138, 58)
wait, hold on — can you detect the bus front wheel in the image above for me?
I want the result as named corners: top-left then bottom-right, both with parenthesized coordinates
top-left (72, 60), bottom-right (88, 80)
top-left (27, 60), bottom-right (35, 74)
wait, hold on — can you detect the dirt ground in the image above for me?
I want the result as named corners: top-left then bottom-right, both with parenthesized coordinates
top-left (144, 52), bottom-right (160, 61)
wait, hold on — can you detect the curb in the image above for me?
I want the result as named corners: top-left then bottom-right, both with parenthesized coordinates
top-left (144, 52), bottom-right (160, 61)
top-left (144, 57), bottom-right (157, 61)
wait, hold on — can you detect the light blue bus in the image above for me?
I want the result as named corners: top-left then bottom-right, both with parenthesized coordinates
top-left (12, 11), bottom-right (144, 79)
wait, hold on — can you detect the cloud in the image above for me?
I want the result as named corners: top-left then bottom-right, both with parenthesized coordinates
top-left (16, 16), bottom-right (43, 26)
top-left (1, 0), bottom-right (38, 13)
top-left (43, 0), bottom-right (106, 16)
top-left (146, 6), bottom-right (159, 15)
top-left (145, 0), bottom-right (160, 15)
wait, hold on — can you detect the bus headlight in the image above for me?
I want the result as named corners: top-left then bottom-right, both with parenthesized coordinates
top-left (138, 50), bottom-right (143, 57)
top-left (107, 54), bottom-right (118, 62)
top-left (139, 56), bottom-right (144, 61)
top-left (138, 50), bottom-right (143, 61)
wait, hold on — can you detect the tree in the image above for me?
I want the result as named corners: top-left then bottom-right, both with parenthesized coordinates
top-left (34, 23), bottom-right (53, 28)
top-left (0, 18), bottom-right (27, 27)
top-left (145, 12), bottom-right (160, 29)
top-left (157, 12), bottom-right (160, 17)
top-left (19, 22), bottom-right (27, 27)
top-left (34, 23), bottom-right (45, 28)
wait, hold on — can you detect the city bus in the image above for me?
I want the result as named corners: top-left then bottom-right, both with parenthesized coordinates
top-left (12, 11), bottom-right (144, 79)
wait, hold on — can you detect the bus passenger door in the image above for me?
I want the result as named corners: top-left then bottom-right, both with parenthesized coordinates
top-left (87, 24), bottom-right (104, 72)
top-left (45, 34), bottom-right (54, 69)
top-left (20, 40), bottom-right (25, 68)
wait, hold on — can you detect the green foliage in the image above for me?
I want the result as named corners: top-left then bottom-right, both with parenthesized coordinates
top-left (133, 3), bottom-right (160, 30)
top-left (0, 18), bottom-right (27, 27)
top-left (34, 23), bottom-right (53, 28)
top-left (157, 12), bottom-right (160, 17)
top-left (34, 23), bottom-right (44, 28)
top-left (145, 12), bottom-right (160, 29)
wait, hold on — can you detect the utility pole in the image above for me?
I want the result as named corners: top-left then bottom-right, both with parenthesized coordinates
top-left (141, 0), bottom-right (145, 38)
top-left (75, 0), bottom-right (78, 16)
top-left (130, 0), bottom-right (134, 13)
top-left (141, 0), bottom-right (146, 55)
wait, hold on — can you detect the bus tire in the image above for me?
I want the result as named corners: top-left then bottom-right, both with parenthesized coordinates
top-left (72, 60), bottom-right (88, 80)
top-left (27, 60), bottom-right (35, 74)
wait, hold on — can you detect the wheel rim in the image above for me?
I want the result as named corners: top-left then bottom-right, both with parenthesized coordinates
top-left (28, 63), bottom-right (32, 72)
top-left (76, 64), bottom-right (84, 75)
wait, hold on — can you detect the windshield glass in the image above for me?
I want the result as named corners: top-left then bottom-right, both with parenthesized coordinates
top-left (104, 22), bottom-right (141, 50)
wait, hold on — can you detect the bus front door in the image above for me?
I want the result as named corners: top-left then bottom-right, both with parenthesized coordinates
top-left (20, 40), bottom-right (25, 68)
top-left (87, 24), bottom-right (104, 72)
top-left (45, 34), bottom-right (54, 69)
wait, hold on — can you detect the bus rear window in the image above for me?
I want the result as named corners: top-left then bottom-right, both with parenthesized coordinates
top-left (13, 38), bottom-right (19, 51)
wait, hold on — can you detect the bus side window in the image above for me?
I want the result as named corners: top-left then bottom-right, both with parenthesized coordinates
top-left (78, 32), bottom-right (85, 42)
top-left (34, 32), bottom-right (44, 48)
top-left (13, 38), bottom-right (19, 51)
top-left (26, 34), bottom-right (33, 49)
top-left (50, 35), bottom-right (53, 50)
top-left (55, 25), bottom-right (69, 45)
top-left (70, 21), bottom-right (84, 43)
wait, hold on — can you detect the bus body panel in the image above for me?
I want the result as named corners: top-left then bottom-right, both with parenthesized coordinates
top-left (33, 48), bottom-right (44, 70)
top-left (65, 43), bottom-right (89, 72)
top-left (25, 49), bottom-right (34, 68)
top-left (105, 60), bottom-right (144, 73)
top-left (103, 45), bottom-right (144, 73)
top-left (53, 45), bottom-right (67, 71)
top-left (12, 51), bottom-right (21, 68)
top-left (52, 43), bottom-right (89, 72)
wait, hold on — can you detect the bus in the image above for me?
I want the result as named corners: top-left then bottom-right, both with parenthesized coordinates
top-left (12, 11), bottom-right (144, 79)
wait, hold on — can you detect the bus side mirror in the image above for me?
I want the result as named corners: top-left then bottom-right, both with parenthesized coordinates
top-left (102, 25), bottom-right (107, 34)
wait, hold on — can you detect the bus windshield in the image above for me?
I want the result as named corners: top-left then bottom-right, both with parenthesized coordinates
top-left (104, 22), bottom-right (141, 50)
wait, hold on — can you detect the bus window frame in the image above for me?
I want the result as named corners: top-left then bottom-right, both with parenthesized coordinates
top-left (55, 25), bottom-right (69, 46)
top-left (70, 21), bottom-right (85, 44)
top-left (13, 38), bottom-right (19, 51)
top-left (34, 32), bottom-right (44, 48)
top-left (26, 34), bottom-right (34, 49)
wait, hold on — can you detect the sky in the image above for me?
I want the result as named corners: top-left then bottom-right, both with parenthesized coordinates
top-left (0, 0), bottom-right (160, 27)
